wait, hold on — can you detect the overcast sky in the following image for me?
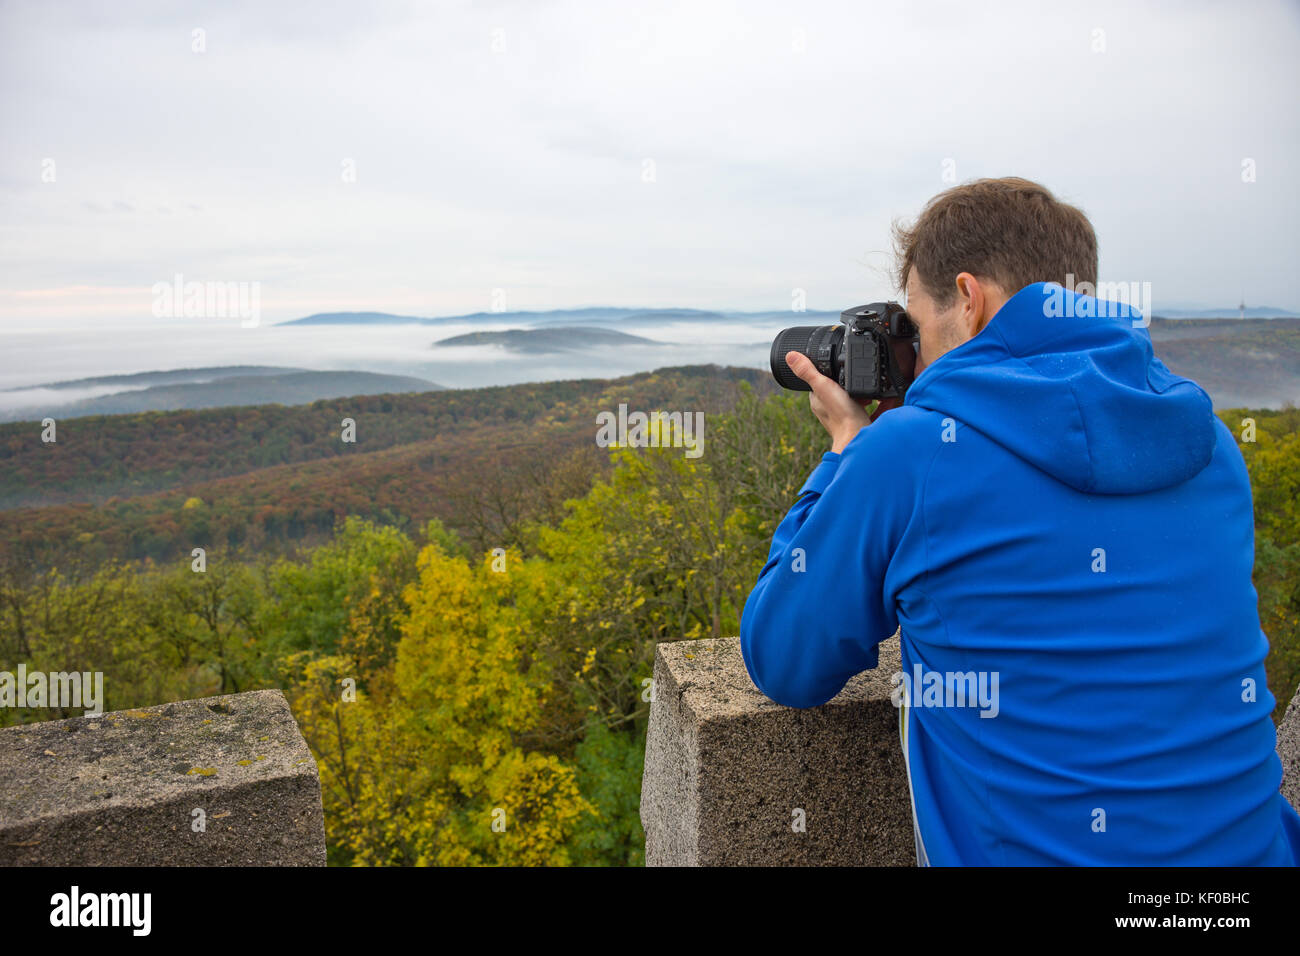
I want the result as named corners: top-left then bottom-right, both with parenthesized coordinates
top-left (1, 0), bottom-right (1297, 327)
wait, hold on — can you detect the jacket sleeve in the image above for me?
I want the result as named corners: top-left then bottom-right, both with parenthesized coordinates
top-left (740, 420), bottom-right (914, 708)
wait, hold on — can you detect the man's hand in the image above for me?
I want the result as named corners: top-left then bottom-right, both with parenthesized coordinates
top-left (786, 341), bottom-right (916, 453)
top-left (785, 352), bottom-right (871, 453)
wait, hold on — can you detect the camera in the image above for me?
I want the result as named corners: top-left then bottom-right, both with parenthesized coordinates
top-left (769, 302), bottom-right (919, 401)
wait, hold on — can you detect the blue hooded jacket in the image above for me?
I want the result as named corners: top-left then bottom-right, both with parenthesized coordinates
top-left (740, 281), bottom-right (1300, 865)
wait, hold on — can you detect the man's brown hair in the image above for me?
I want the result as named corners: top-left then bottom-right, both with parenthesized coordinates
top-left (892, 177), bottom-right (1098, 308)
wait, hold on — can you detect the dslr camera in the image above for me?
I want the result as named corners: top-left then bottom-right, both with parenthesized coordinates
top-left (769, 302), bottom-right (919, 401)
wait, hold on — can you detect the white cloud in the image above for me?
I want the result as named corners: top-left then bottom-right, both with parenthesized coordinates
top-left (0, 0), bottom-right (1297, 331)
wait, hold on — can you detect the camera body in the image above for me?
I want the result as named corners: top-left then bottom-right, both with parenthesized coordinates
top-left (769, 301), bottom-right (919, 401)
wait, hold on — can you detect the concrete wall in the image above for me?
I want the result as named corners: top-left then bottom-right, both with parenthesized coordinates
top-left (1279, 683), bottom-right (1300, 814)
top-left (0, 689), bottom-right (326, 866)
top-left (640, 635), bottom-right (915, 866)
top-left (641, 636), bottom-right (1300, 867)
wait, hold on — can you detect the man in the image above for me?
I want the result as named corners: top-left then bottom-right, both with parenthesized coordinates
top-left (739, 177), bottom-right (1300, 865)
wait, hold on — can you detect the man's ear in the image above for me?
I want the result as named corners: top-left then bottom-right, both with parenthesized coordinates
top-left (954, 272), bottom-right (987, 338)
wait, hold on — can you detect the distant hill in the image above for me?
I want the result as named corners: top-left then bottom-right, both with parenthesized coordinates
top-left (281, 308), bottom-right (647, 327)
top-left (278, 311), bottom-right (431, 325)
top-left (433, 326), bottom-right (659, 353)
top-left (3, 366), bottom-right (310, 391)
top-left (1147, 318), bottom-right (1300, 409)
top-left (453, 308), bottom-right (646, 326)
top-left (0, 368), bottom-right (445, 422)
top-left (619, 309), bottom-right (728, 323)
top-left (727, 310), bottom-right (842, 323)
top-left (1153, 307), bottom-right (1300, 319)
top-left (279, 306), bottom-right (843, 328)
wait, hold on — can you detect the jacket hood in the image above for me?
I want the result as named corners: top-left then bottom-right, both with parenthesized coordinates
top-left (904, 281), bottom-right (1217, 495)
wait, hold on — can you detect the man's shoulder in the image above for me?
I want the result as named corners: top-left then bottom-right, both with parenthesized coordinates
top-left (842, 404), bottom-right (953, 459)
top-left (831, 406), bottom-right (958, 496)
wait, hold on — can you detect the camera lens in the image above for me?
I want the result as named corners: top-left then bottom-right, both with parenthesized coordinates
top-left (769, 325), bottom-right (842, 391)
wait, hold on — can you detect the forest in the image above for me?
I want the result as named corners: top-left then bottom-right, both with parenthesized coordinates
top-left (0, 369), bottom-right (1296, 865)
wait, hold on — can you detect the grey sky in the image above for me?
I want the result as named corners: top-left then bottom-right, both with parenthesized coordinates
top-left (1, 0), bottom-right (1298, 327)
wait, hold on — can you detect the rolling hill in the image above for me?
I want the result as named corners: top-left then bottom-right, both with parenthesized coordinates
top-left (0, 368), bottom-right (445, 422)
top-left (1146, 318), bottom-right (1300, 409)
top-left (433, 327), bottom-right (659, 352)
top-left (0, 365), bottom-right (777, 569)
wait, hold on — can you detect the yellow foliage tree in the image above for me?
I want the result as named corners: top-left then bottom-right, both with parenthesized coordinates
top-left (390, 542), bottom-right (594, 865)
